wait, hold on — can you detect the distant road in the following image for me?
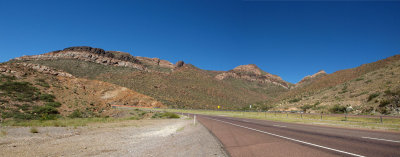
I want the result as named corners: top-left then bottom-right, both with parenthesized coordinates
top-left (194, 114), bottom-right (400, 157)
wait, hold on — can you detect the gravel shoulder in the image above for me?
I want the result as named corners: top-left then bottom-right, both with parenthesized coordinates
top-left (0, 117), bottom-right (227, 157)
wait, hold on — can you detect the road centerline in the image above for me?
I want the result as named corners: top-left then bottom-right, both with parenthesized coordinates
top-left (205, 116), bottom-right (366, 157)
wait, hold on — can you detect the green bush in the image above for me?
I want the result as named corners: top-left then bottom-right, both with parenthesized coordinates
top-left (32, 105), bottom-right (59, 120)
top-left (329, 104), bottom-right (347, 114)
top-left (289, 98), bottom-right (301, 103)
top-left (0, 81), bottom-right (39, 102)
top-left (45, 102), bottom-right (61, 108)
top-left (0, 74), bottom-right (16, 81)
top-left (367, 93), bottom-right (380, 102)
top-left (35, 79), bottom-right (50, 88)
top-left (39, 94), bottom-right (55, 102)
top-left (152, 112), bottom-right (180, 119)
top-left (355, 78), bottom-right (364, 81)
top-left (68, 110), bottom-right (84, 118)
top-left (379, 99), bottom-right (390, 107)
top-left (300, 104), bottom-right (313, 112)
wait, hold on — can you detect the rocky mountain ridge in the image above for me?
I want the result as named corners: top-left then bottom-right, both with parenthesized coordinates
top-left (13, 46), bottom-right (183, 72)
top-left (295, 70), bottom-right (327, 88)
top-left (216, 64), bottom-right (292, 89)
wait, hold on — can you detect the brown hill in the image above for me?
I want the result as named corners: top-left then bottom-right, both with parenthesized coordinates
top-left (275, 55), bottom-right (400, 115)
top-left (0, 62), bottom-right (163, 120)
top-left (11, 47), bottom-right (290, 109)
top-left (295, 70), bottom-right (327, 88)
top-left (216, 64), bottom-right (292, 89)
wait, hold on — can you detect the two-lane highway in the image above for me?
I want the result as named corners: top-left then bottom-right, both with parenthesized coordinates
top-left (194, 114), bottom-right (400, 157)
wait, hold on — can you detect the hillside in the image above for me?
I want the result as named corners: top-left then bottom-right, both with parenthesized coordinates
top-left (6, 46), bottom-right (400, 115)
top-left (275, 55), bottom-right (400, 115)
top-left (0, 62), bottom-right (163, 121)
top-left (11, 46), bottom-right (290, 110)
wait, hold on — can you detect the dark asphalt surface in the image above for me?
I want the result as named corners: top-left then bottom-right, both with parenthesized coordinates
top-left (193, 114), bottom-right (400, 157)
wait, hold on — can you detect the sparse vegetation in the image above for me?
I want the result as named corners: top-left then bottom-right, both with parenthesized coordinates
top-left (152, 112), bottom-right (180, 119)
top-left (368, 93), bottom-right (380, 102)
top-left (288, 98), bottom-right (301, 103)
top-left (329, 104), bottom-right (347, 114)
top-left (35, 78), bottom-right (50, 88)
top-left (0, 81), bottom-right (39, 102)
top-left (300, 104), bottom-right (313, 112)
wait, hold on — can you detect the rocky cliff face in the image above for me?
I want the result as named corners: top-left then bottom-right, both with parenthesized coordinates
top-left (135, 56), bottom-right (174, 69)
top-left (14, 46), bottom-right (146, 71)
top-left (215, 64), bottom-right (292, 89)
top-left (13, 46), bottom-right (181, 72)
top-left (295, 70), bottom-right (327, 87)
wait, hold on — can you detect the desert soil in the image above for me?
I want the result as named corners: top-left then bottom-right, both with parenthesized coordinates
top-left (0, 117), bottom-right (227, 157)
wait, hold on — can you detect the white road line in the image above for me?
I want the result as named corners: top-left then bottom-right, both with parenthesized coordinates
top-left (273, 124), bottom-right (287, 128)
top-left (362, 137), bottom-right (400, 143)
top-left (206, 117), bottom-right (365, 157)
top-left (242, 120), bottom-right (250, 122)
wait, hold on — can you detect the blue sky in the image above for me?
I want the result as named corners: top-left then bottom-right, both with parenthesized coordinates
top-left (0, 0), bottom-right (399, 83)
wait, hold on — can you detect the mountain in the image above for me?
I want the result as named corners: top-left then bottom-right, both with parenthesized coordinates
top-left (4, 46), bottom-right (400, 115)
top-left (274, 55), bottom-right (400, 115)
top-left (0, 62), bottom-right (163, 120)
top-left (295, 70), bottom-right (327, 88)
top-left (216, 64), bottom-right (292, 89)
top-left (11, 46), bottom-right (289, 110)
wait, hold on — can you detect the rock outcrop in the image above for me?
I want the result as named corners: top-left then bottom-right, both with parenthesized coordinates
top-left (0, 63), bottom-right (73, 78)
top-left (295, 70), bottom-right (327, 88)
top-left (14, 47), bottom-right (146, 71)
top-left (136, 56), bottom-right (174, 69)
top-left (215, 64), bottom-right (292, 89)
top-left (175, 61), bottom-right (185, 68)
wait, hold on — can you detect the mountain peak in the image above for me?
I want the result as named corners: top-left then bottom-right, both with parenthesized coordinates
top-left (296, 70), bottom-right (328, 87)
top-left (232, 64), bottom-right (264, 75)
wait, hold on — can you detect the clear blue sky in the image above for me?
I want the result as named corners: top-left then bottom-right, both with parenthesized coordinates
top-left (1, 0), bottom-right (399, 83)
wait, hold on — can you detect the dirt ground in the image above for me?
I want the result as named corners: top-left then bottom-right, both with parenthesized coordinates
top-left (0, 117), bottom-right (227, 157)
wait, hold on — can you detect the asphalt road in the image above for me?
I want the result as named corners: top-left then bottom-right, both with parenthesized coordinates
top-left (193, 114), bottom-right (400, 157)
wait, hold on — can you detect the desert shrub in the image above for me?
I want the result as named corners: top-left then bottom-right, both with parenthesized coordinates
top-left (329, 104), bottom-right (347, 114)
top-left (68, 110), bottom-right (84, 118)
top-left (300, 104), bottom-right (313, 112)
top-left (152, 112), bottom-right (180, 119)
top-left (35, 78), bottom-right (50, 88)
top-left (31, 105), bottom-right (59, 120)
top-left (39, 94), bottom-right (55, 102)
top-left (45, 102), bottom-right (61, 108)
top-left (379, 99), bottom-right (391, 107)
top-left (339, 85), bottom-right (348, 94)
top-left (261, 104), bottom-right (275, 111)
top-left (355, 78), bottom-right (364, 81)
top-left (0, 81), bottom-right (39, 102)
top-left (17, 104), bottom-right (31, 111)
top-left (12, 112), bottom-right (35, 120)
top-left (0, 74), bottom-right (16, 81)
top-left (289, 98), bottom-right (301, 103)
top-left (367, 93), bottom-right (380, 102)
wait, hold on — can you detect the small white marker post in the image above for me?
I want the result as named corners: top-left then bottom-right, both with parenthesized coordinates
top-left (194, 115), bottom-right (196, 125)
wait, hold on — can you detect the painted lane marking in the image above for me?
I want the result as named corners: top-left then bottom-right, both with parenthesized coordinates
top-left (273, 124), bottom-right (287, 128)
top-left (242, 120), bottom-right (250, 122)
top-left (362, 137), bottom-right (400, 143)
top-left (206, 117), bottom-right (365, 157)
